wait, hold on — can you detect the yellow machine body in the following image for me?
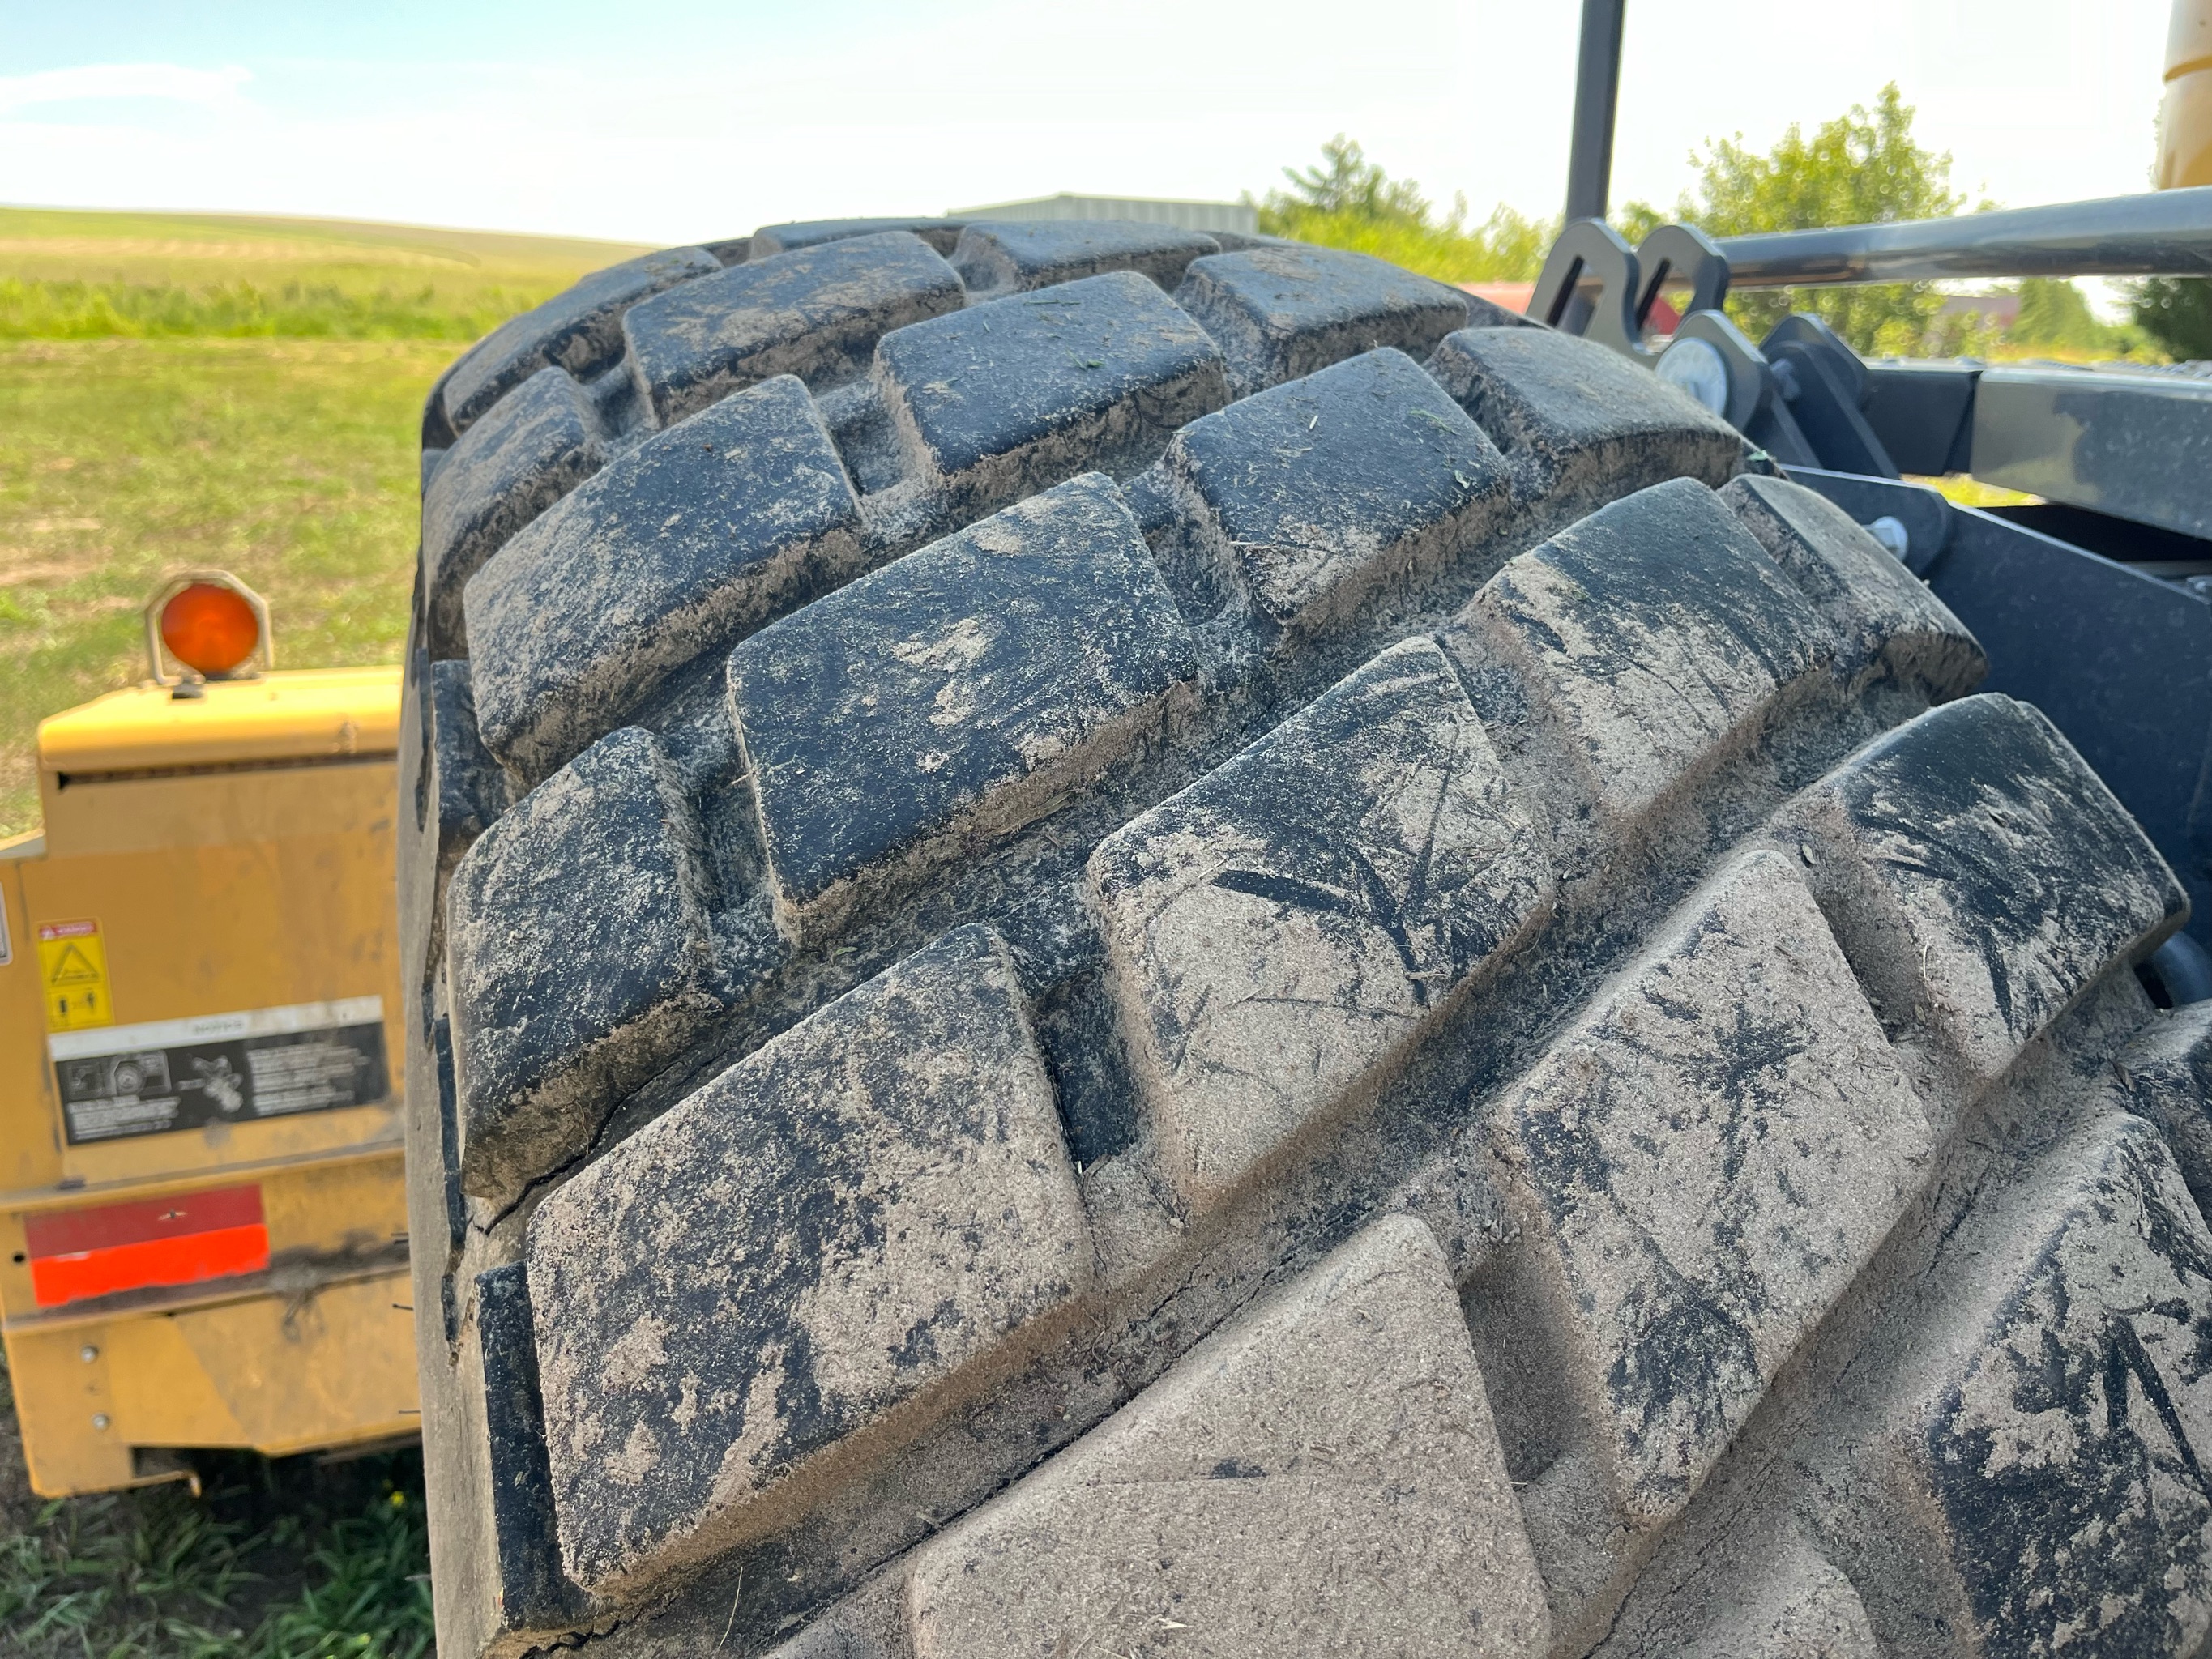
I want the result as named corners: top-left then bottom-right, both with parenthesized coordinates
top-left (0, 667), bottom-right (416, 1495)
top-left (2162, 0), bottom-right (2212, 188)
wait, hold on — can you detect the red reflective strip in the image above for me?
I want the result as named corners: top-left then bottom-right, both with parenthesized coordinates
top-left (28, 1222), bottom-right (270, 1307)
top-left (24, 1184), bottom-right (263, 1258)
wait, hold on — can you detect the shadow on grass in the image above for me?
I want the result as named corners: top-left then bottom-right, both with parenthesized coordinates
top-left (0, 1361), bottom-right (433, 1657)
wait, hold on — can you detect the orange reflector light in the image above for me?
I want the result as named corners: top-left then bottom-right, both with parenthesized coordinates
top-left (24, 1184), bottom-right (269, 1307)
top-left (160, 582), bottom-right (262, 677)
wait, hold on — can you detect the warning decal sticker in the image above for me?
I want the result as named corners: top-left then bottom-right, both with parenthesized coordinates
top-left (37, 919), bottom-right (110, 1033)
top-left (46, 996), bottom-right (387, 1145)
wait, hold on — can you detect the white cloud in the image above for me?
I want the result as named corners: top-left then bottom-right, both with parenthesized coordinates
top-left (0, 61), bottom-right (253, 115)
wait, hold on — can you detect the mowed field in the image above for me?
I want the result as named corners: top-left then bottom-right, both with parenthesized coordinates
top-left (0, 207), bottom-right (651, 837)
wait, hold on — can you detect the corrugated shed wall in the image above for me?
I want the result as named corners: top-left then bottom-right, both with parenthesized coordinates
top-left (948, 194), bottom-right (1260, 235)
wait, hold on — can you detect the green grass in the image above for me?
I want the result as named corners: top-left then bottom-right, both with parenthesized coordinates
top-left (0, 337), bottom-right (449, 835)
top-left (0, 207), bottom-right (651, 838)
top-left (0, 1358), bottom-right (433, 1658)
top-left (0, 207), bottom-right (647, 342)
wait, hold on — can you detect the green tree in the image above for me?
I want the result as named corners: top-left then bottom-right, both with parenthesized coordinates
top-left (2132, 277), bottom-right (2212, 360)
top-left (1255, 136), bottom-right (1554, 284)
top-left (1628, 84), bottom-right (1966, 354)
top-left (2010, 277), bottom-right (2114, 352)
top-left (1276, 134), bottom-right (1431, 222)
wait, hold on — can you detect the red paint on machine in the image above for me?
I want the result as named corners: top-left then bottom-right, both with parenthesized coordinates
top-left (23, 1184), bottom-right (268, 1307)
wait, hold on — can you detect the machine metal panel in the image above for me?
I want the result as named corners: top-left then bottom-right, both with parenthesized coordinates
top-left (7, 815), bottom-right (404, 1192)
top-left (36, 665), bottom-right (402, 778)
top-left (0, 666), bottom-right (415, 1493)
top-left (1971, 365), bottom-right (2212, 540)
top-left (3, 1261), bottom-right (417, 1493)
top-left (1862, 359), bottom-right (1981, 476)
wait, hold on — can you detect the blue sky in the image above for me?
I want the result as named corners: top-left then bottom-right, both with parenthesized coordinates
top-left (0, 1), bottom-right (2176, 246)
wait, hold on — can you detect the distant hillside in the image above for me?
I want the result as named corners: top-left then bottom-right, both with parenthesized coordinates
top-left (0, 206), bottom-right (654, 339)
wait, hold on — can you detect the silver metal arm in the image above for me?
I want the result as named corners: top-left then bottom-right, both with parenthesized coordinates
top-left (1715, 187), bottom-right (2212, 286)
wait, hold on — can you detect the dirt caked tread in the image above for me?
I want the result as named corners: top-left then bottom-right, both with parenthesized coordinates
top-left (399, 211), bottom-right (2210, 1659)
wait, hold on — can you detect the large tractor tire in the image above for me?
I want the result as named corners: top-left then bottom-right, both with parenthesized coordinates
top-left (399, 215), bottom-right (2212, 1659)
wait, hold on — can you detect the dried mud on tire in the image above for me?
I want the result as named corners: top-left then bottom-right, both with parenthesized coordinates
top-left (400, 215), bottom-right (2212, 1659)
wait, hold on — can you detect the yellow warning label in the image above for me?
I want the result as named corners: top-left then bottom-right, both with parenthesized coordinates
top-left (36, 919), bottom-right (110, 1033)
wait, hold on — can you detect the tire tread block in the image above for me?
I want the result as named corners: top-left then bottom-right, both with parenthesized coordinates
top-left (1678, 1533), bottom-right (1879, 1659)
top-left (428, 660), bottom-right (505, 878)
top-left (421, 366), bottom-right (604, 655)
top-left (1164, 347), bottom-right (1512, 635)
top-left (446, 727), bottom-right (722, 1209)
top-left (1496, 849), bottom-right (1932, 1527)
top-left (442, 245), bottom-right (720, 434)
top-left (1782, 694), bottom-right (2186, 1085)
top-left (2120, 1003), bottom-right (2212, 1218)
top-left (527, 925), bottom-right (1091, 1597)
top-left (1174, 245), bottom-right (1470, 394)
top-left (1719, 473), bottom-right (1984, 696)
top-left (467, 376), bottom-right (865, 781)
top-left (750, 218), bottom-right (967, 258)
top-left (732, 474), bottom-right (1201, 944)
top-left (1088, 638), bottom-right (1552, 1211)
top-left (876, 271), bottom-right (1228, 514)
top-left (476, 1263), bottom-right (588, 1630)
top-left (906, 1214), bottom-right (1550, 1659)
top-left (951, 219), bottom-right (1221, 297)
top-left (1425, 326), bottom-right (1742, 505)
top-left (1445, 478), bottom-right (1831, 839)
top-left (623, 232), bottom-right (964, 426)
top-left (1887, 1115), bottom-right (2212, 1656)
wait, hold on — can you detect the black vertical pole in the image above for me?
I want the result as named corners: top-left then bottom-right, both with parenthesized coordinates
top-left (1565, 0), bottom-right (1627, 224)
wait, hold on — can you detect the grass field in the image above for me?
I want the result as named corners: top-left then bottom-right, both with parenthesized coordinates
top-left (0, 207), bottom-right (648, 342)
top-left (0, 207), bottom-right (648, 838)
